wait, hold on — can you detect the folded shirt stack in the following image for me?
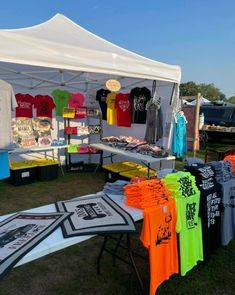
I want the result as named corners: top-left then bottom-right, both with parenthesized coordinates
top-left (103, 180), bottom-right (130, 195)
top-left (223, 155), bottom-right (235, 175)
top-left (124, 179), bottom-right (170, 209)
top-left (209, 160), bottom-right (233, 183)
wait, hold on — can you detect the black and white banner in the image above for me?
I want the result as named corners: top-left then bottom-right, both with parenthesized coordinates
top-left (56, 195), bottom-right (136, 237)
top-left (0, 212), bottom-right (70, 279)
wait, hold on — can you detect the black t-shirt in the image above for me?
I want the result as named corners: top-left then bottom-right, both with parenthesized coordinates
top-left (96, 89), bottom-right (110, 120)
top-left (185, 164), bottom-right (222, 261)
top-left (130, 87), bottom-right (151, 124)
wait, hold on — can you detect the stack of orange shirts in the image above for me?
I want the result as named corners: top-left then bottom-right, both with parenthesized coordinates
top-left (224, 155), bottom-right (235, 174)
top-left (124, 178), bottom-right (170, 209)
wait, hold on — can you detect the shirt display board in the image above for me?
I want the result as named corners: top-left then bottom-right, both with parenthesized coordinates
top-left (11, 118), bottom-right (37, 148)
top-left (0, 212), bottom-right (71, 280)
top-left (56, 194), bottom-right (136, 237)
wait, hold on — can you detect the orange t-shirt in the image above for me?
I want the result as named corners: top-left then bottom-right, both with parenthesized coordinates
top-left (140, 199), bottom-right (178, 295)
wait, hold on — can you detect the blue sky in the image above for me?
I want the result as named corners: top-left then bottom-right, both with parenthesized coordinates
top-left (0, 0), bottom-right (234, 97)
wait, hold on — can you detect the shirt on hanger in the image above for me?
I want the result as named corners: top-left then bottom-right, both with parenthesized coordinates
top-left (96, 89), bottom-right (110, 120)
top-left (51, 89), bottom-right (71, 116)
top-left (130, 87), bottom-right (151, 124)
top-left (140, 200), bottom-right (178, 295)
top-left (0, 80), bottom-right (18, 149)
top-left (106, 92), bottom-right (117, 125)
top-left (15, 93), bottom-right (34, 118)
top-left (115, 93), bottom-right (131, 127)
top-left (34, 95), bottom-right (55, 118)
top-left (68, 93), bottom-right (85, 108)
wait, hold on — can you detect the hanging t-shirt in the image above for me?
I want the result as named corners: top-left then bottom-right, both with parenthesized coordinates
top-left (0, 151), bottom-right (10, 180)
top-left (140, 200), bottom-right (178, 295)
top-left (34, 95), bottom-right (55, 118)
top-left (96, 89), bottom-right (110, 120)
top-left (175, 194), bottom-right (204, 276)
top-left (106, 92), bottom-right (117, 125)
top-left (68, 93), bottom-right (85, 108)
top-left (0, 80), bottom-right (18, 149)
top-left (115, 93), bottom-right (131, 127)
top-left (15, 93), bottom-right (34, 118)
top-left (130, 87), bottom-right (151, 124)
top-left (185, 164), bottom-right (222, 261)
top-left (68, 93), bottom-right (85, 119)
top-left (51, 89), bottom-right (71, 116)
top-left (172, 112), bottom-right (188, 158)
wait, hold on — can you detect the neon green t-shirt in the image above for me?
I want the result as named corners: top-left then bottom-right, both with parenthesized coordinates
top-left (51, 89), bottom-right (71, 116)
top-left (175, 193), bottom-right (204, 276)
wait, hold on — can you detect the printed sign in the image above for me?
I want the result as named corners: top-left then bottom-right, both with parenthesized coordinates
top-left (105, 79), bottom-right (121, 92)
top-left (56, 194), bottom-right (136, 237)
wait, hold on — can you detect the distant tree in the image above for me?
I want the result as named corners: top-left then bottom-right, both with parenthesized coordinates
top-left (228, 96), bottom-right (235, 104)
top-left (180, 81), bottom-right (199, 96)
top-left (180, 81), bottom-right (226, 101)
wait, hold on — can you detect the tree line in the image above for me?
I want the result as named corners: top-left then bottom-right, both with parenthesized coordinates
top-left (180, 81), bottom-right (235, 104)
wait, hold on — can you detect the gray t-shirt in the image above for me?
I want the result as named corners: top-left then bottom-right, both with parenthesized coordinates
top-left (0, 80), bottom-right (17, 149)
top-left (220, 178), bottom-right (235, 246)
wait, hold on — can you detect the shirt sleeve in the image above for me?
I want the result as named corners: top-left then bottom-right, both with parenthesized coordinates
top-left (11, 88), bottom-right (18, 110)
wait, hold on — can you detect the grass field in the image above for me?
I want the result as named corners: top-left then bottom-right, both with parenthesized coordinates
top-left (0, 144), bottom-right (234, 295)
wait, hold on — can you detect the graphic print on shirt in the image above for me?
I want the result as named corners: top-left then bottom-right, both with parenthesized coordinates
top-left (186, 202), bottom-right (197, 229)
top-left (178, 176), bottom-right (196, 197)
top-left (133, 94), bottom-right (147, 111)
top-left (156, 213), bottom-right (172, 245)
top-left (206, 192), bottom-right (221, 228)
top-left (118, 100), bottom-right (130, 112)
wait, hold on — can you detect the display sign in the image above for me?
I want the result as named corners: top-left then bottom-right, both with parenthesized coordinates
top-left (56, 194), bottom-right (136, 237)
top-left (0, 212), bottom-right (71, 279)
top-left (105, 79), bottom-right (121, 92)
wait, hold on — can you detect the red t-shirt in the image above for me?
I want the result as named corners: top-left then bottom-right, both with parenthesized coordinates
top-left (68, 93), bottom-right (85, 108)
top-left (115, 93), bottom-right (131, 127)
top-left (34, 95), bottom-right (55, 118)
top-left (15, 93), bottom-right (34, 118)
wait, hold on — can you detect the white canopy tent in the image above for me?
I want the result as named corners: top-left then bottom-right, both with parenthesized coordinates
top-left (190, 96), bottom-right (211, 106)
top-left (0, 14), bottom-right (181, 155)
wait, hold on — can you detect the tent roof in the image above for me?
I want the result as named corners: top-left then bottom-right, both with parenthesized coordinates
top-left (0, 14), bottom-right (181, 86)
top-left (191, 96), bottom-right (211, 105)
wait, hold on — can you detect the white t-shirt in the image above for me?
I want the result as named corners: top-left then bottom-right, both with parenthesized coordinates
top-left (0, 80), bottom-right (18, 149)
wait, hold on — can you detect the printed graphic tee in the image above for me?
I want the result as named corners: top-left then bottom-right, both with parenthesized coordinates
top-left (185, 164), bottom-right (222, 261)
top-left (106, 92), bottom-right (117, 125)
top-left (130, 87), bottom-right (151, 124)
top-left (115, 93), bottom-right (131, 127)
top-left (0, 80), bottom-right (18, 149)
top-left (96, 89), bottom-right (110, 120)
top-left (68, 93), bottom-right (85, 119)
top-left (140, 200), bottom-right (178, 295)
top-left (15, 93), bottom-right (34, 118)
top-left (175, 194), bottom-right (204, 275)
top-left (34, 95), bottom-right (55, 118)
top-left (51, 89), bottom-right (71, 116)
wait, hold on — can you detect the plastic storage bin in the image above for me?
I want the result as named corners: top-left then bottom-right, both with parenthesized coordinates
top-left (102, 162), bottom-right (138, 183)
top-left (32, 159), bottom-right (59, 181)
top-left (119, 165), bottom-right (156, 180)
top-left (8, 161), bottom-right (37, 186)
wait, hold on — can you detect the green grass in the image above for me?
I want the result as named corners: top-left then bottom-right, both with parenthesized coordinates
top-left (0, 144), bottom-right (234, 295)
